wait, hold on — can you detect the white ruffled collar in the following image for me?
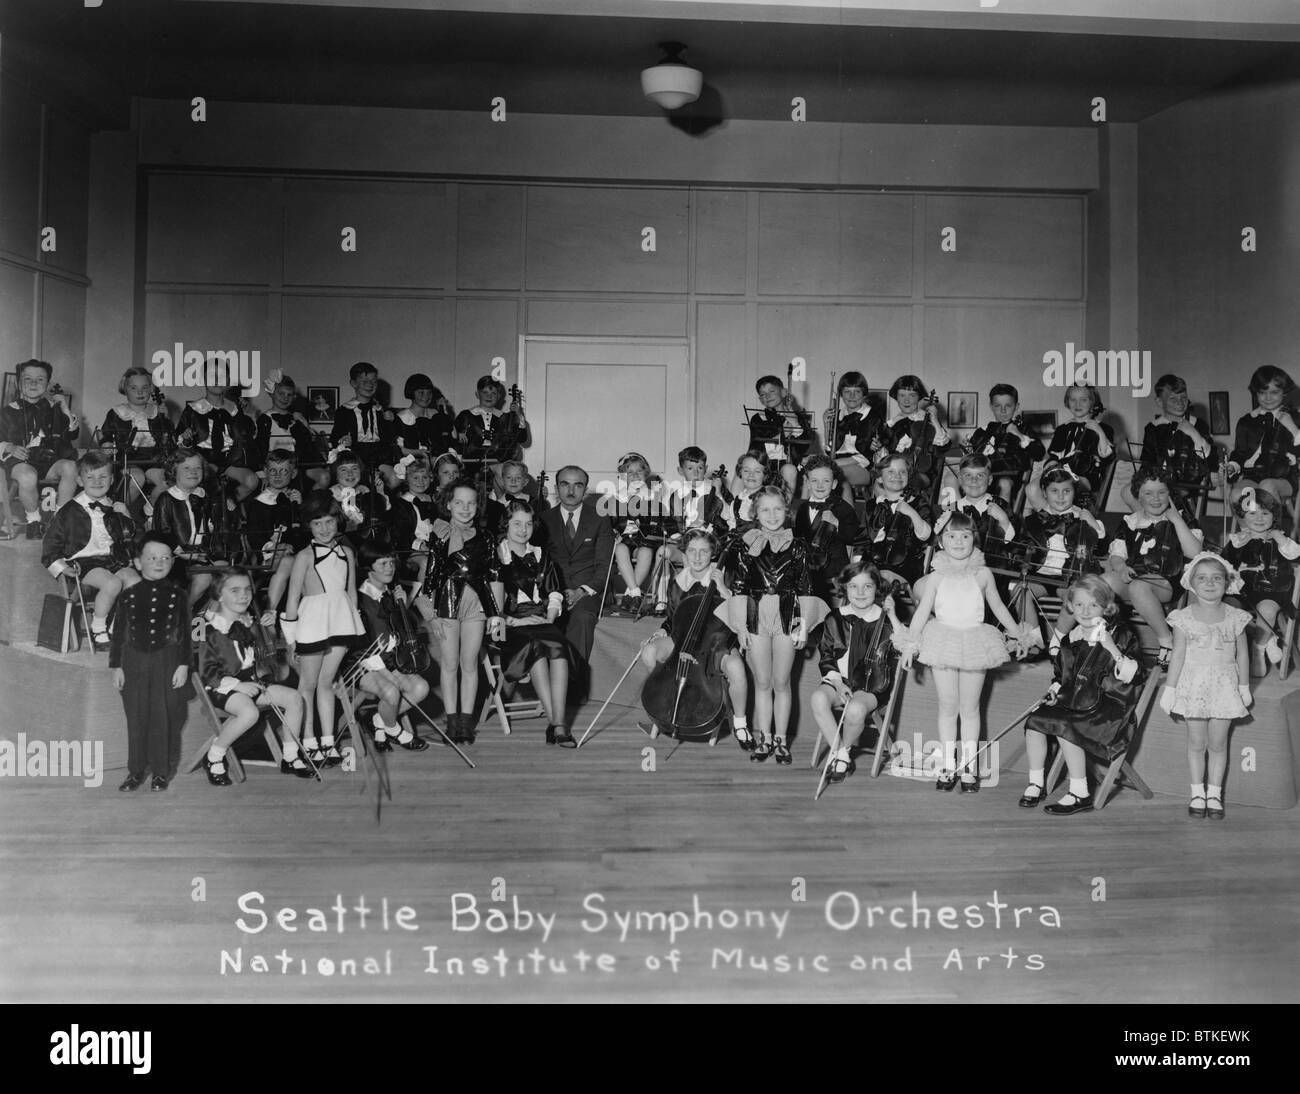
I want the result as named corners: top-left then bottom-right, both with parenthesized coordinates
top-left (167, 485), bottom-right (204, 500)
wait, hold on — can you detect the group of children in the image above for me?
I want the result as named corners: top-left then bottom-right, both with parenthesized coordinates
top-left (9, 353), bottom-right (1298, 817)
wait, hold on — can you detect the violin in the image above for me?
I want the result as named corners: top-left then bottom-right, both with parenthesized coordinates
top-left (509, 384), bottom-right (525, 416)
top-left (252, 597), bottom-right (288, 683)
top-left (918, 387), bottom-right (939, 413)
top-left (390, 585), bottom-right (431, 675)
top-left (859, 582), bottom-right (901, 696)
top-left (640, 571), bottom-right (730, 742)
top-left (533, 468), bottom-right (548, 507)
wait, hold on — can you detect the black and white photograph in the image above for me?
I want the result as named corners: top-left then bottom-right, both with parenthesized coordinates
top-left (1, 0), bottom-right (1298, 1045)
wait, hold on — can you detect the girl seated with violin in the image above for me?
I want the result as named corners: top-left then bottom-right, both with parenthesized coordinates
top-left (882, 375), bottom-right (949, 491)
top-left (609, 451), bottom-right (658, 615)
top-left (200, 568), bottom-right (312, 783)
top-left (394, 373), bottom-right (455, 460)
top-left (718, 485), bottom-right (831, 764)
top-left (419, 478), bottom-right (506, 745)
top-left (810, 562), bottom-right (903, 783)
top-left (1043, 384), bottom-right (1114, 509)
top-left (497, 500), bottom-right (575, 746)
top-left (823, 371), bottom-right (888, 500)
top-left (641, 528), bottom-right (750, 751)
top-left (851, 451), bottom-right (933, 594)
top-left (390, 457), bottom-right (438, 584)
top-left (329, 450), bottom-right (389, 547)
top-left (353, 540), bottom-right (432, 753)
top-left (794, 455), bottom-right (859, 603)
top-left (100, 366), bottom-right (176, 517)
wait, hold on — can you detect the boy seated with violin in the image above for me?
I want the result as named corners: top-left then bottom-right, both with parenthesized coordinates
top-left (244, 449), bottom-right (307, 614)
top-left (1123, 373), bottom-right (1220, 517)
top-left (330, 361), bottom-right (400, 490)
top-left (1, 358), bottom-right (80, 537)
top-left (352, 540), bottom-right (432, 752)
top-left (640, 528), bottom-right (751, 750)
top-left (967, 383), bottom-right (1045, 505)
top-left (254, 371), bottom-right (329, 492)
top-left (794, 455), bottom-right (860, 603)
top-left (653, 446), bottom-right (729, 612)
top-left (454, 376), bottom-right (530, 474)
top-left (748, 373), bottom-right (812, 494)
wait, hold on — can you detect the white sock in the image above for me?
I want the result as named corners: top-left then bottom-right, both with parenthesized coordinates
top-left (733, 715), bottom-right (748, 729)
top-left (281, 741), bottom-right (300, 761)
top-left (626, 587), bottom-right (641, 598)
top-left (1025, 768), bottom-right (1044, 796)
top-left (320, 735), bottom-right (335, 748)
top-left (1190, 783), bottom-right (1205, 799)
top-left (1265, 637), bottom-right (1283, 663)
top-left (207, 744), bottom-right (227, 762)
top-left (302, 737), bottom-right (319, 750)
top-left (834, 747), bottom-right (851, 763)
top-left (25, 510), bottom-right (39, 523)
top-left (1207, 783), bottom-right (1222, 800)
top-left (1069, 777), bottom-right (1089, 799)
top-left (91, 615), bottom-right (108, 634)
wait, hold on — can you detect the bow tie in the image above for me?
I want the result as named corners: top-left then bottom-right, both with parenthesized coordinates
top-left (743, 527), bottom-right (794, 556)
top-left (807, 499), bottom-right (834, 511)
top-left (313, 542), bottom-right (345, 563)
top-left (88, 500), bottom-right (112, 515)
top-left (271, 412), bottom-right (295, 426)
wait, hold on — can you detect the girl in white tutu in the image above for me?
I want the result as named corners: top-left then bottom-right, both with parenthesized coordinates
top-left (1159, 553), bottom-right (1252, 820)
top-left (896, 511), bottom-right (1035, 792)
top-left (281, 490), bottom-right (365, 766)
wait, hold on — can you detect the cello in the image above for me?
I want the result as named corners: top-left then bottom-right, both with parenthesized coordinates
top-left (639, 570), bottom-right (731, 742)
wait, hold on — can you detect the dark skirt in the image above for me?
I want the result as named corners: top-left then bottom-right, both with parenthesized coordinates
top-left (500, 621), bottom-right (570, 682)
top-left (1026, 698), bottom-right (1132, 763)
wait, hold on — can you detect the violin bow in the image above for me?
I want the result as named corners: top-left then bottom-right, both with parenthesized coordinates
top-left (576, 639), bottom-right (650, 749)
top-left (814, 703), bottom-right (851, 802)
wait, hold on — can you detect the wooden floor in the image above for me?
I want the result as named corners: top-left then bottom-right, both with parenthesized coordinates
top-left (2, 535), bottom-right (1298, 1003)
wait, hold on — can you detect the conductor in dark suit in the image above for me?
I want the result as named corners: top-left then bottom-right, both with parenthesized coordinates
top-left (540, 466), bottom-right (614, 689)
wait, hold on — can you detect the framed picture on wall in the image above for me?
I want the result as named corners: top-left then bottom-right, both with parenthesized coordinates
top-left (307, 386), bottom-right (338, 429)
top-left (947, 391), bottom-right (978, 429)
top-left (1, 372), bottom-right (15, 407)
top-left (1209, 391), bottom-right (1231, 436)
top-left (867, 388), bottom-right (891, 418)
top-left (1020, 410), bottom-right (1058, 444)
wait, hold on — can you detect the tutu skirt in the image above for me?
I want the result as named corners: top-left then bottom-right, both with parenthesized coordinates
top-left (918, 620), bottom-right (1008, 671)
top-left (297, 591), bottom-right (364, 654)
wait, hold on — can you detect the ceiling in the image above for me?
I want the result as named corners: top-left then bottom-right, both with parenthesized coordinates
top-left (4, 0), bottom-right (1300, 128)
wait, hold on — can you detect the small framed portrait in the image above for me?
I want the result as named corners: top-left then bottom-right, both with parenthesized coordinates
top-left (1020, 410), bottom-right (1058, 443)
top-left (307, 386), bottom-right (338, 427)
top-left (1208, 391), bottom-right (1231, 436)
top-left (947, 391), bottom-right (978, 430)
top-left (867, 388), bottom-right (891, 418)
top-left (1, 372), bottom-right (16, 407)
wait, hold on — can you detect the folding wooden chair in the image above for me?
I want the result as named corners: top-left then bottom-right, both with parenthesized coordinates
top-left (481, 649), bottom-right (544, 735)
top-left (1043, 667), bottom-right (1160, 810)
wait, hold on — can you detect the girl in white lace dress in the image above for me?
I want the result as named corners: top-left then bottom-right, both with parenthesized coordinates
top-left (1159, 552), bottom-right (1252, 820)
top-left (896, 512), bottom-right (1035, 792)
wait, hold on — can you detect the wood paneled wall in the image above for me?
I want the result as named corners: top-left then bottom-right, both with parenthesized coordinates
top-left (139, 170), bottom-right (1085, 471)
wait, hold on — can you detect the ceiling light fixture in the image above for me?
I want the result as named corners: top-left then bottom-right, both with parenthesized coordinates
top-left (641, 42), bottom-right (703, 110)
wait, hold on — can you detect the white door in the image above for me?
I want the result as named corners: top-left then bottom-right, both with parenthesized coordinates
top-left (521, 338), bottom-right (690, 494)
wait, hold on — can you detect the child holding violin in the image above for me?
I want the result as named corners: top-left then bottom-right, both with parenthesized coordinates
top-left (1221, 486), bottom-right (1300, 676)
top-left (881, 375), bottom-right (949, 491)
top-left (718, 485), bottom-right (831, 764)
top-left (454, 376), bottom-right (529, 469)
top-left (811, 562), bottom-right (903, 783)
top-left (794, 455), bottom-right (859, 603)
top-left (641, 528), bottom-right (750, 751)
top-left (1043, 384), bottom-right (1114, 509)
top-left (389, 456), bottom-right (439, 583)
top-left (1225, 365), bottom-right (1300, 505)
top-left (394, 373), bottom-right (455, 460)
top-left (419, 478), bottom-right (506, 745)
top-left (253, 372), bottom-right (328, 491)
top-left (497, 500), bottom-right (575, 746)
top-left (967, 384), bottom-right (1044, 505)
top-left (100, 366), bottom-right (176, 517)
top-left (199, 568), bottom-right (312, 783)
top-left (748, 373), bottom-right (811, 494)
top-left (851, 452), bottom-right (933, 594)
top-left (353, 540), bottom-right (432, 753)
top-left (823, 371), bottom-right (888, 498)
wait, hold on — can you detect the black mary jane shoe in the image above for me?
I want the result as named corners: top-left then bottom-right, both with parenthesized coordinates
top-left (1205, 795), bottom-right (1225, 820)
top-left (461, 718), bottom-right (478, 746)
top-left (1044, 792), bottom-right (1094, 816)
top-left (320, 744), bottom-right (343, 768)
top-left (773, 739), bottom-right (792, 766)
top-left (827, 756), bottom-right (855, 783)
top-left (280, 757), bottom-right (315, 779)
top-left (150, 774), bottom-right (169, 792)
top-left (750, 738), bottom-right (774, 763)
top-left (547, 725), bottom-right (577, 749)
top-left (733, 726), bottom-right (755, 752)
top-left (25, 520), bottom-right (43, 540)
top-left (371, 727), bottom-right (394, 753)
top-left (203, 755), bottom-right (233, 787)
top-left (1187, 795), bottom-right (1207, 819)
top-left (1018, 783), bottom-right (1046, 808)
top-left (935, 770), bottom-right (959, 792)
top-left (959, 773), bottom-right (980, 794)
top-left (118, 772), bottom-right (147, 792)
top-left (304, 745), bottom-right (326, 766)
top-left (393, 730), bottom-right (429, 752)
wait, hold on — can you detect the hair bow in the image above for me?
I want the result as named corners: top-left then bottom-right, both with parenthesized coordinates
top-left (394, 454), bottom-right (415, 482)
top-left (262, 368), bottom-right (285, 395)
